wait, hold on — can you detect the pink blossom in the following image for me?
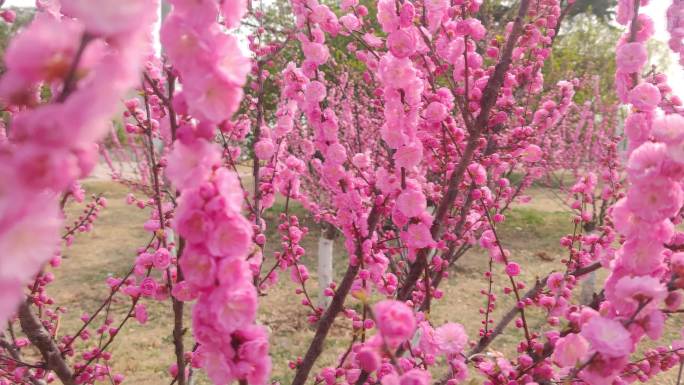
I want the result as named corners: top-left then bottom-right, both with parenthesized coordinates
top-left (355, 347), bottom-right (381, 373)
top-left (172, 281), bottom-right (199, 302)
top-left (578, 355), bottom-right (628, 385)
top-left (167, 0), bottom-right (219, 27)
top-left (417, 323), bottom-right (438, 354)
top-left (387, 29), bottom-right (417, 59)
top-left (581, 316), bottom-right (633, 358)
top-left (232, 325), bottom-right (272, 385)
top-left (213, 168), bottom-right (244, 211)
top-left (611, 198), bottom-right (674, 243)
top-left (521, 144), bottom-right (542, 162)
top-left (220, 0), bottom-right (247, 28)
top-left (626, 142), bottom-right (666, 182)
top-left (13, 145), bottom-right (79, 191)
top-left (667, 138), bottom-right (684, 164)
top-left (612, 276), bottom-right (667, 314)
top-left (467, 163), bottom-right (486, 185)
top-left (160, 14), bottom-right (212, 71)
top-left (0, 279), bottom-right (23, 327)
top-left (394, 143), bottom-right (423, 169)
top-left (378, 55), bottom-right (417, 90)
top-left (326, 143), bottom-right (347, 165)
top-left (304, 80), bottom-right (326, 102)
top-left (290, 264), bottom-right (309, 284)
top-left (376, 167), bottom-right (401, 194)
top-left (381, 373), bottom-right (400, 385)
top-left (616, 238), bottom-right (666, 275)
top-left (153, 248), bottom-right (171, 270)
top-left (216, 258), bottom-right (252, 288)
top-left (437, 37), bottom-right (464, 64)
top-left (140, 277), bottom-right (158, 297)
top-left (396, 189), bottom-right (427, 218)
top-left (60, 0), bottom-right (155, 37)
top-left (176, 207), bottom-right (215, 244)
top-left (0, 199), bottom-right (60, 286)
top-left (653, 113), bottom-right (684, 144)
top-left (373, 300), bottom-right (416, 347)
top-left (377, 0), bottom-right (399, 33)
top-left (1, 10), bottom-right (15, 23)
top-left (302, 42), bottom-right (330, 65)
top-left (449, 359), bottom-right (469, 383)
top-left (617, 0), bottom-right (634, 25)
top-left (206, 214), bottom-right (253, 258)
top-left (552, 333), bottom-right (590, 368)
top-left (505, 262), bottom-right (520, 276)
top-left (213, 33), bottom-right (252, 86)
top-left (479, 230), bottom-right (496, 249)
top-left (433, 323), bottom-right (468, 354)
top-left (166, 139), bottom-right (221, 190)
top-left (179, 249), bottom-right (216, 289)
top-left (626, 178), bottom-right (683, 222)
top-left (424, 101), bottom-right (447, 123)
top-left (1, 15), bottom-right (83, 86)
top-left (640, 309), bottom-right (665, 340)
top-left (624, 112), bottom-right (651, 142)
top-left (399, 369), bottom-right (430, 385)
top-left (183, 71), bottom-right (244, 123)
top-left (197, 344), bottom-right (235, 385)
top-left (134, 304), bottom-right (148, 324)
top-left (381, 122), bottom-right (409, 149)
top-left (425, 0), bottom-right (448, 31)
top-left (628, 82), bottom-right (661, 111)
top-left (254, 139), bottom-right (275, 160)
top-left (207, 284), bottom-right (258, 332)
top-left (616, 42), bottom-right (648, 73)
top-left (352, 153), bottom-right (371, 168)
top-left (398, 2), bottom-right (414, 27)
top-left (340, 14), bottom-right (361, 32)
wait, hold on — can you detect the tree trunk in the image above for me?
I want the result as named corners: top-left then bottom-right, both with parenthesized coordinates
top-left (317, 223), bottom-right (336, 309)
top-left (579, 229), bottom-right (598, 304)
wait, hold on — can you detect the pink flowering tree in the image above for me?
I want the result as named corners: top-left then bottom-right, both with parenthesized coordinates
top-left (2, 1), bottom-right (684, 385)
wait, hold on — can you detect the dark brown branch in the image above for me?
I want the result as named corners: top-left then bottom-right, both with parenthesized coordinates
top-left (18, 302), bottom-right (75, 385)
top-left (397, 0), bottom-right (531, 301)
top-left (290, 205), bottom-right (383, 385)
top-left (467, 261), bottom-right (601, 358)
top-left (56, 34), bottom-right (92, 103)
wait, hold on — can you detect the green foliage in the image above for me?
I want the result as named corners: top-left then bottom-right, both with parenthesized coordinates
top-left (646, 39), bottom-right (673, 76)
top-left (543, 14), bottom-right (620, 103)
top-left (505, 207), bottom-right (545, 228)
top-left (113, 119), bottom-right (127, 145)
top-left (479, 0), bottom-right (617, 31)
top-left (566, 0), bottom-right (617, 21)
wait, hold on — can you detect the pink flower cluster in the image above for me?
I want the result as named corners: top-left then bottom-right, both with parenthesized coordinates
top-left (0, 0), bottom-right (155, 327)
top-left (667, 0), bottom-right (684, 67)
top-left (6, 0), bottom-right (684, 384)
top-left (315, 300), bottom-right (468, 385)
top-left (160, 0), bottom-right (249, 124)
top-left (551, 2), bottom-right (684, 384)
top-left (161, 1), bottom-right (270, 384)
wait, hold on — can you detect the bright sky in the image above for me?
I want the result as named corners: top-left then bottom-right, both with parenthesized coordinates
top-left (642, 2), bottom-right (683, 98)
top-left (3, 0), bottom-right (683, 97)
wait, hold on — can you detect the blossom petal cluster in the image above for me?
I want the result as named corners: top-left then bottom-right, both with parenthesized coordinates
top-left (0, 0), bottom-right (155, 327)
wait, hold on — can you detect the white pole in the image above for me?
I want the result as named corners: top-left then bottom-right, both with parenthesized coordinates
top-left (317, 224), bottom-right (335, 308)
